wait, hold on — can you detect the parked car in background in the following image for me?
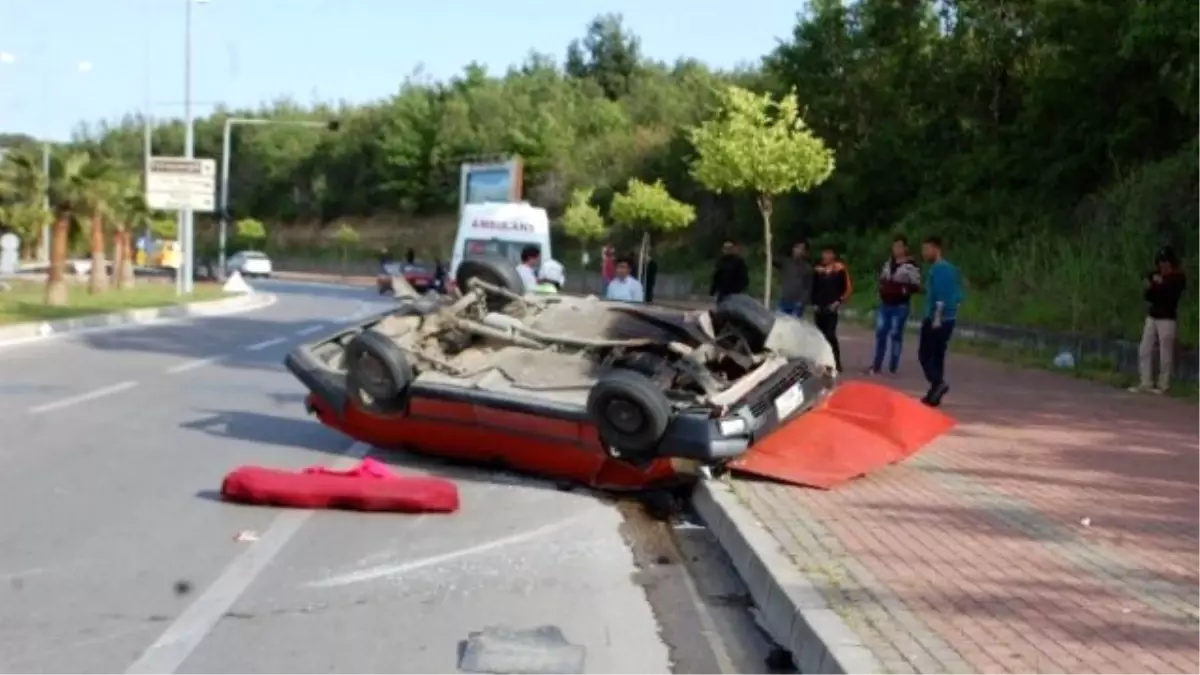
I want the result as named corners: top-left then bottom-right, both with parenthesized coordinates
top-left (378, 262), bottom-right (443, 296)
top-left (227, 250), bottom-right (273, 278)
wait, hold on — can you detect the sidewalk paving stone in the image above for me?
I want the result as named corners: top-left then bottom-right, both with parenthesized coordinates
top-left (702, 326), bottom-right (1198, 674)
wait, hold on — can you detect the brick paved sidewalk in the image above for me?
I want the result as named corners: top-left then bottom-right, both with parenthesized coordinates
top-left (715, 325), bottom-right (1199, 673)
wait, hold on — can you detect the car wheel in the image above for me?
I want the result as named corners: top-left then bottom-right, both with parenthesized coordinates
top-left (711, 293), bottom-right (776, 352)
top-left (344, 328), bottom-right (414, 405)
top-left (455, 256), bottom-right (524, 310)
top-left (587, 369), bottom-right (672, 456)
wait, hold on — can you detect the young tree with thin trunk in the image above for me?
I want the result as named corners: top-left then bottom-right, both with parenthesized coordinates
top-left (560, 186), bottom-right (607, 251)
top-left (688, 85), bottom-right (835, 305)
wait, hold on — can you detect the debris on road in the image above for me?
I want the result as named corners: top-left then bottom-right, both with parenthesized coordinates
top-left (458, 625), bottom-right (586, 674)
top-left (220, 458), bottom-right (459, 513)
top-left (233, 530), bottom-right (260, 542)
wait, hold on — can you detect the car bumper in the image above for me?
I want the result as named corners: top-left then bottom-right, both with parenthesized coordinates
top-left (656, 361), bottom-right (831, 463)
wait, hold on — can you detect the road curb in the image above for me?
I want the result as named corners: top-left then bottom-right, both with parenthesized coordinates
top-left (692, 479), bottom-right (883, 675)
top-left (0, 292), bottom-right (277, 350)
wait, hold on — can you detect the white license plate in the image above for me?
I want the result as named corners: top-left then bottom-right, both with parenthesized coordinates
top-left (773, 383), bottom-right (805, 419)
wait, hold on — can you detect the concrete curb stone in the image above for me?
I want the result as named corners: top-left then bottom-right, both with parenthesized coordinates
top-left (0, 292), bottom-right (275, 349)
top-left (692, 479), bottom-right (883, 675)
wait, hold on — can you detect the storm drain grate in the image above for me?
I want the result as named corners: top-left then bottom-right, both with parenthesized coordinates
top-left (457, 625), bottom-right (586, 674)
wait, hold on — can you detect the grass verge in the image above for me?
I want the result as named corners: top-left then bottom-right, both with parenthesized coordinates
top-left (0, 280), bottom-right (229, 326)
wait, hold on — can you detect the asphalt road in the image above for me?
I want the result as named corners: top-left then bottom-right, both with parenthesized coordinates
top-left (0, 280), bottom-right (777, 674)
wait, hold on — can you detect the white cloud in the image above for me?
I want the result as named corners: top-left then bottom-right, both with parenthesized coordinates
top-left (0, 52), bottom-right (16, 64)
top-left (76, 60), bottom-right (92, 73)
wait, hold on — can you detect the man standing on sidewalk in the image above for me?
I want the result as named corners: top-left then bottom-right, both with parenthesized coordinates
top-left (811, 244), bottom-right (852, 372)
top-left (1130, 246), bottom-right (1187, 394)
top-left (867, 235), bottom-right (922, 375)
top-left (918, 236), bottom-right (963, 407)
top-left (775, 239), bottom-right (813, 318)
top-left (709, 239), bottom-right (749, 303)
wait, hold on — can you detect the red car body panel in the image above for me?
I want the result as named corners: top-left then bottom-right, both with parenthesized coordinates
top-left (306, 393), bottom-right (683, 492)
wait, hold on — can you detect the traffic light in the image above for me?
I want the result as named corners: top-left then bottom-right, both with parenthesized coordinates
top-left (327, 120), bottom-right (340, 132)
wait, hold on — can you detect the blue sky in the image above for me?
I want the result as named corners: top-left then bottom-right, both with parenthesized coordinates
top-left (0, 0), bottom-right (803, 141)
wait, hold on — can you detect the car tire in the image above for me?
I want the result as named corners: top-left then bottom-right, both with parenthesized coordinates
top-left (711, 293), bottom-right (776, 352)
top-left (344, 328), bottom-right (413, 405)
top-left (587, 369), bottom-right (672, 456)
top-left (455, 256), bottom-right (524, 310)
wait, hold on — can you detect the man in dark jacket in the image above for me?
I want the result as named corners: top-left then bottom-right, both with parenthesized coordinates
top-left (639, 242), bottom-right (659, 303)
top-left (710, 239), bottom-right (749, 302)
top-left (867, 235), bottom-right (922, 374)
top-left (1130, 246), bottom-right (1187, 394)
top-left (811, 244), bottom-right (852, 372)
top-left (775, 239), bottom-right (813, 318)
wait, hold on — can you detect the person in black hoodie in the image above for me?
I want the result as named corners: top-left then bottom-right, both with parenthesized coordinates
top-left (1130, 246), bottom-right (1187, 394)
top-left (811, 244), bottom-right (853, 372)
top-left (709, 239), bottom-right (749, 302)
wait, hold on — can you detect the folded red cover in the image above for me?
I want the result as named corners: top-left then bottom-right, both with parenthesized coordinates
top-left (220, 460), bottom-right (459, 513)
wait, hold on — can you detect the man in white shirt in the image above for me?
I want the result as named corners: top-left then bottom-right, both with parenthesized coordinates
top-left (605, 257), bottom-right (645, 303)
top-left (516, 245), bottom-right (541, 293)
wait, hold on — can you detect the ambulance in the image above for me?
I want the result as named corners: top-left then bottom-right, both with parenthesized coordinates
top-left (448, 202), bottom-right (551, 290)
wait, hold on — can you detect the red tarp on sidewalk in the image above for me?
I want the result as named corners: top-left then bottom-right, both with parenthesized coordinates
top-left (220, 458), bottom-right (460, 513)
top-left (731, 381), bottom-right (956, 489)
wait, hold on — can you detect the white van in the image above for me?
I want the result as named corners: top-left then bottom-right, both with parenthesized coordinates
top-left (449, 202), bottom-right (552, 289)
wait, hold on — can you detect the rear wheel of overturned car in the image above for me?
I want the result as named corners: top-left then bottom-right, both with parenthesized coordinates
top-left (587, 370), bottom-right (672, 458)
top-left (711, 293), bottom-right (776, 352)
top-left (345, 328), bottom-right (414, 408)
top-left (454, 256), bottom-right (525, 311)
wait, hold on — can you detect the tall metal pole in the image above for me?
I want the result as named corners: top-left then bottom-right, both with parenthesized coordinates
top-left (142, 0), bottom-right (153, 269)
top-left (182, 0), bottom-right (195, 294)
top-left (217, 118), bottom-right (232, 280)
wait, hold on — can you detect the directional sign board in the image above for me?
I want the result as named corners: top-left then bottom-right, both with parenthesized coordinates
top-left (146, 156), bottom-right (216, 212)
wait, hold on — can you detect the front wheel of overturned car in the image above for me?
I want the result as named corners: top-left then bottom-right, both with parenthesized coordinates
top-left (711, 293), bottom-right (776, 352)
top-left (587, 370), bottom-right (672, 458)
top-left (344, 328), bottom-right (414, 407)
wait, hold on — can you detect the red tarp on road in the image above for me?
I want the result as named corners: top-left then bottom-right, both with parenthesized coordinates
top-left (220, 458), bottom-right (460, 513)
top-left (731, 381), bottom-right (956, 489)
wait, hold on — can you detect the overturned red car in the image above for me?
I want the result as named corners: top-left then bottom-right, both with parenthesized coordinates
top-left (287, 258), bottom-right (954, 491)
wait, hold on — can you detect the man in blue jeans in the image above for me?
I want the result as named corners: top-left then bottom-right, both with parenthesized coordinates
top-left (866, 235), bottom-right (921, 374)
top-left (918, 236), bottom-right (963, 407)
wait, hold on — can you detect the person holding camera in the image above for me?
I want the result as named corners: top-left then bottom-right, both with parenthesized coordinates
top-left (1130, 246), bottom-right (1187, 394)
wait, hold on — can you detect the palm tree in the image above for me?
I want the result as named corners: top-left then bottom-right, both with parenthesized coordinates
top-left (111, 175), bottom-right (149, 289)
top-left (0, 148), bottom-right (50, 259)
top-left (44, 152), bottom-right (93, 306)
top-left (75, 157), bottom-right (120, 294)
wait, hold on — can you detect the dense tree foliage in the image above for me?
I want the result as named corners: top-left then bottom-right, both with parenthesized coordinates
top-left (2, 2), bottom-right (1196, 342)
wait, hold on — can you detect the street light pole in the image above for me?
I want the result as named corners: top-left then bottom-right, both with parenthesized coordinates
top-left (181, 0), bottom-right (196, 295)
top-left (216, 117), bottom-right (336, 280)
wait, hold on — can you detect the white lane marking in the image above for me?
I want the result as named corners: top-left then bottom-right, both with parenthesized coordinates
top-left (164, 355), bottom-right (223, 374)
top-left (27, 380), bottom-right (139, 414)
top-left (309, 516), bottom-right (583, 589)
top-left (243, 336), bottom-right (287, 352)
top-left (334, 300), bottom-right (377, 324)
top-left (125, 441), bottom-right (371, 675)
top-left (294, 324), bottom-right (324, 337)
